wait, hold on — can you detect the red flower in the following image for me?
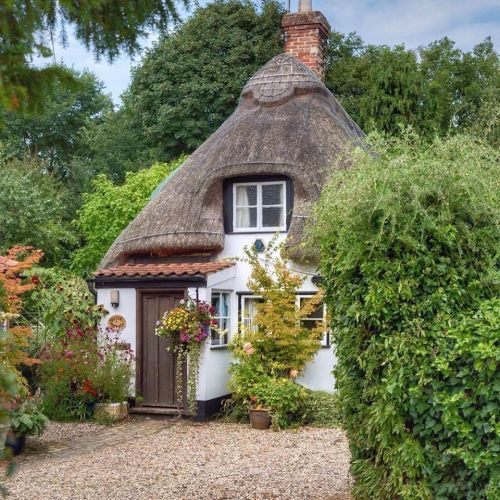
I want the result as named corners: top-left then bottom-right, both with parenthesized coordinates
top-left (82, 379), bottom-right (97, 398)
top-left (31, 275), bottom-right (40, 285)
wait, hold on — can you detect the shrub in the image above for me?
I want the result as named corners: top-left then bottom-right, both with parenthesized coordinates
top-left (10, 398), bottom-right (48, 437)
top-left (302, 391), bottom-right (341, 428)
top-left (311, 133), bottom-right (499, 498)
top-left (228, 354), bottom-right (306, 429)
top-left (20, 266), bottom-right (101, 359)
top-left (72, 159), bottom-right (183, 274)
top-left (228, 240), bottom-right (323, 429)
top-left (92, 331), bottom-right (134, 403)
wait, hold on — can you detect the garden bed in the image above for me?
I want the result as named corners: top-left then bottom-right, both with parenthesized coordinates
top-left (7, 421), bottom-right (351, 499)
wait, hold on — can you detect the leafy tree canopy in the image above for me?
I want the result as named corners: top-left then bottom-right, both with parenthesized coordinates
top-left (0, 160), bottom-right (76, 267)
top-left (0, 69), bottom-right (112, 186)
top-left (0, 0), bottom-right (189, 116)
top-left (71, 158), bottom-right (184, 275)
top-left (72, 106), bottom-right (153, 184)
top-left (121, 0), bottom-right (285, 161)
top-left (326, 33), bottom-right (500, 139)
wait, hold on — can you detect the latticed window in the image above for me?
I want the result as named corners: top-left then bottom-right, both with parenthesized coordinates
top-left (211, 291), bottom-right (231, 346)
top-left (233, 181), bottom-right (286, 231)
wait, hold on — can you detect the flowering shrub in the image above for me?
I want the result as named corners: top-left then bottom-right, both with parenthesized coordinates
top-left (40, 313), bottom-right (134, 420)
top-left (156, 299), bottom-right (218, 415)
top-left (228, 240), bottom-right (324, 428)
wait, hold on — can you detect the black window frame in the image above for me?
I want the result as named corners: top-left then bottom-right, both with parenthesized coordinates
top-left (223, 175), bottom-right (294, 233)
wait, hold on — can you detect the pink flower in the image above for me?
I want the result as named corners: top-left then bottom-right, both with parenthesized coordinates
top-left (243, 342), bottom-right (255, 355)
top-left (180, 331), bottom-right (191, 343)
top-left (290, 369), bottom-right (299, 379)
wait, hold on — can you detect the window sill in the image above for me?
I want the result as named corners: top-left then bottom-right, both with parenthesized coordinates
top-left (210, 345), bottom-right (229, 350)
top-left (321, 344), bottom-right (332, 349)
top-left (229, 230), bottom-right (287, 235)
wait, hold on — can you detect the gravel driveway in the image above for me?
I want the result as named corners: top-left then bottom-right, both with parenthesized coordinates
top-left (6, 420), bottom-right (351, 499)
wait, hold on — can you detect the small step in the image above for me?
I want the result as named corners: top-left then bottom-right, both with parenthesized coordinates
top-left (130, 406), bottom-right (190, 417)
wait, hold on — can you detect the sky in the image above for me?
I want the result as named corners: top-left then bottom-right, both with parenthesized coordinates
top-left (41, 0), bottom-right (500, 104)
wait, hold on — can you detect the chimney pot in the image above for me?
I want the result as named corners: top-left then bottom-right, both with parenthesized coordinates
top-left (298, 0), bottom-right (312, 12)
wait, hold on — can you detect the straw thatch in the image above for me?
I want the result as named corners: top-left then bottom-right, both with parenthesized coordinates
top-left (100, 53), bottom-right (364, 269)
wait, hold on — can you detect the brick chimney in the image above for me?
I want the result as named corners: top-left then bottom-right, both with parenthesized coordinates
top-left (282, 1), bottom-right (331, 81)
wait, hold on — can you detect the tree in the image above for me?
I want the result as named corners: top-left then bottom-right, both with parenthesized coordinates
top-left (326, 33), bottom-right (500, 140)
top-left (71, 106), bottom-right (153, 184)
top-left (0, 70), bottom-right (112, 188)
top-left (311, 132), bottom-right (499, 498)
top-left (72, 158), bottom-right (184, 274)
top-left (0, 0), bottom-right (189, 116)
top-left (122, 0), bottom-right (284, 161)
top-left (0, 160), bottom-right (76, 267)
top-left (0, 247), bottom-right (43, 455)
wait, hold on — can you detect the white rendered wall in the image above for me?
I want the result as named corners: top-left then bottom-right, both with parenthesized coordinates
top-left (95, 231), bottom-right (337, 403)
top-left (203, 232), bottom-right (337, 398)
top-left (97, 287), bottom-right (137, 387)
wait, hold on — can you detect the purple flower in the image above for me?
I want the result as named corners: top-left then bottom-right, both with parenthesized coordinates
top-left (180, 331), bottom-right (191, 343)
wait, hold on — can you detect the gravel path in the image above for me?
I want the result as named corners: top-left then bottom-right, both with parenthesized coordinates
top-left (7, 421), bottom-right (351, 499)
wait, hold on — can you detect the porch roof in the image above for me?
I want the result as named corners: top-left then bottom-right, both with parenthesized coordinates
top-left (95, 261), bottom-right (235, 279)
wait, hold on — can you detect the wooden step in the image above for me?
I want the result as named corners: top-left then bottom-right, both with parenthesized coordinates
top-left (130, 406), bottom-right (190, 417)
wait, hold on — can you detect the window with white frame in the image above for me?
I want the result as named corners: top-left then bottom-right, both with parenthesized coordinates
top-left (241, 296), bottom-right (263, 332)
top-left (241, 295), bottom-right (329, 346)
top-left (233, 181), bottom-right (286, 231)
top-left (297, 295), bottom-right (329, 347)
top-left (211, 291), bottom-right (231, 346)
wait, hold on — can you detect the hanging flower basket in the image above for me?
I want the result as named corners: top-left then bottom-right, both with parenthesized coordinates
top-left (155, 299), bottom-right (220, 416)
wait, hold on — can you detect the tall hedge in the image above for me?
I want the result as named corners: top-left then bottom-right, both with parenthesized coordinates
top-left (311, 133), bottom-right (499, 498)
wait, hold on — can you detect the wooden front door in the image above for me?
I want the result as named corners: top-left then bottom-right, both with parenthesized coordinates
top-left (138, 291), bottom-right (186, 408)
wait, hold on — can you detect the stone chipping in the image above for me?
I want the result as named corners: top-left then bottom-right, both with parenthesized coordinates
top-left (7, 420), bottom-right (351, 499)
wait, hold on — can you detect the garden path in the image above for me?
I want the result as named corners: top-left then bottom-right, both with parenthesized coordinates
top-left (7, 420), bottom-right (351, 499)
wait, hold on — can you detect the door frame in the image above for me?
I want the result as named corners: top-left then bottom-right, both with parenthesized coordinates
top-left (135, 288), bottom-right (188, 402)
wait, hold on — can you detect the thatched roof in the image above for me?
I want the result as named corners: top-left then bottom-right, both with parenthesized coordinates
top-left (100, 53), bottom-right (364, 269)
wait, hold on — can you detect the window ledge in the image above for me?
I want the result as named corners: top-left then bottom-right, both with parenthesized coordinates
top-left (210, 345), bottom-right (229, 350)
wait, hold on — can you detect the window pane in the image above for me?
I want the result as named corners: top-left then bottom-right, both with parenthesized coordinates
top-left (300, 298), bottom-right (324, 319)
top-left (236, 185), bottom-right (257, 206)
top-left (211, 294), bottom-right (220, 316)
top-left (236, 207), bottom-right (257, 228)
top-left (300, 320), bottom-right (321, 330)
top-left (262, 183), bottom-right (283, 205)
top-left (221, 293), bottom-right (229, 317)
top-left (262, 207), bottom-right (284, 227)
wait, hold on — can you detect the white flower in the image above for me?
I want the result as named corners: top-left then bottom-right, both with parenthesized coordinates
top-left (180, 300), bottom-right (185, 305)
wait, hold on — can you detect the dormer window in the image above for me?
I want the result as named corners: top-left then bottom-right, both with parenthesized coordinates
top-left (224, 176), bottom-right (293, 233)
top-left (234, 181), bottom-right (286, 231)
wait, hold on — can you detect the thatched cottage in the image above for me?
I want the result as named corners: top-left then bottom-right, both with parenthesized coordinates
top-left (94, 1), bottom-right (364, 419)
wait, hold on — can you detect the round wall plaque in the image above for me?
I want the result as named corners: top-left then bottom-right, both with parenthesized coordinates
top-left (108, 314), bottom-right (126, 332)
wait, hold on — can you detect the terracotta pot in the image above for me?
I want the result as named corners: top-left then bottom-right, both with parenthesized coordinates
top-left (249, 409), bottom-right (271, 430)
top-left (94, 402), bottom-right (128, 420)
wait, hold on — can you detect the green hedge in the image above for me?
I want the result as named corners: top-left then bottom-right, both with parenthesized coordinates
top-left (302, 391), bottom-right (341, 428)
top-left (311, 133), bottom-right (499, 498)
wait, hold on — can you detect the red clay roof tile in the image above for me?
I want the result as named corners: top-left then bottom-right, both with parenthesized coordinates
top-left (95, 261), bottom-right (235, 279)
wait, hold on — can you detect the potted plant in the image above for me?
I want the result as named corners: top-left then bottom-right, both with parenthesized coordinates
top-left (248, 399), bottom-right (272, 430)
top-left (92, 332), bottom-right (134, 421)
top-left (7, 399), bottom-right (48, 455)
top-left (248, 377), bottom-right (306, 430)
